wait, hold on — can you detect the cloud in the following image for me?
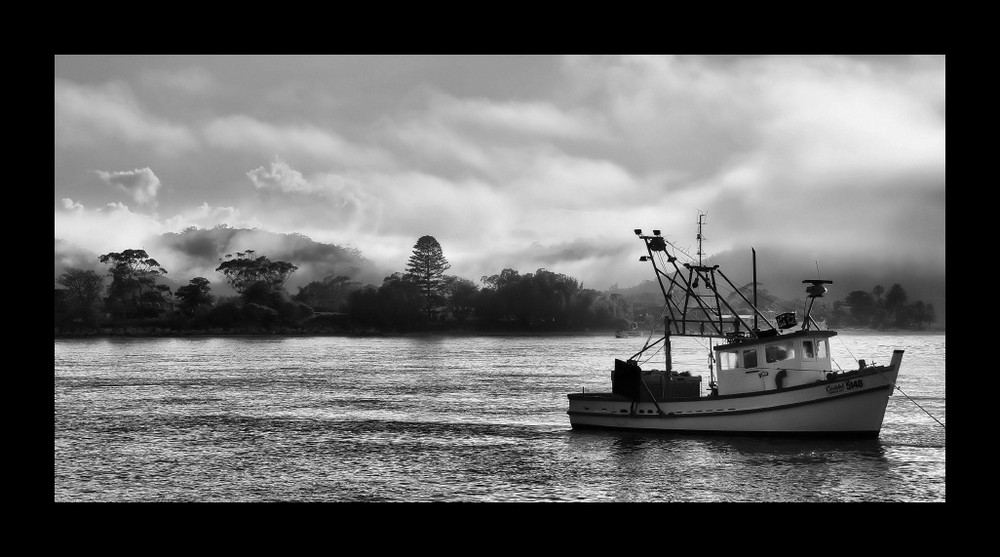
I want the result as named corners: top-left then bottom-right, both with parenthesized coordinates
top-left (55, 195), bottom-right (266, 271)
top-left (242, 158), bottom-right (385, 238)
top-left (139, 66), bottom-right (215, 96)
top-left (162, 203), bottom-right (251, 232)
top-left (247, 158), bottom-right (312, 193)
top-left (384, 90), bottom-right (612, 182)
top-left (750, 57), bottom-right (945, 186)
top-left (559, 56), bottom-right (764, 179)
top-left (53, 55), bottom-right (945, 315)
top-left (389, 118), bottom-right (495, 175)
top-left (426, 92), bottom-right (609, 141)
top-left (55, 79), bottom-right (199, 157)
top-left (55, 199), bottom-right (165, 256)
top-left (95, 167), bottom-right (162, 207)
top-left (506, 152), bottom-right (637, 211)
top-left (545, 55), bottom-right (945, 266)
top-left (203, 115), bottom-right (392, 167)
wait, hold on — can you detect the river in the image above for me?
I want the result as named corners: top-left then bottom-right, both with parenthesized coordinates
top-left (54, 331), bottom-right (945, 502)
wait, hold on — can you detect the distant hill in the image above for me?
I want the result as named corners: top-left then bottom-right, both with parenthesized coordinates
top-left (55, 226), bottom-right (385, 298)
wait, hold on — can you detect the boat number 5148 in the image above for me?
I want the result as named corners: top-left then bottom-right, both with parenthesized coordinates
top-left (826, 378), bottom-right (864, 395)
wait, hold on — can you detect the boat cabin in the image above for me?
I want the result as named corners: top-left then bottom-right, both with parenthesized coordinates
top-left (713, 330), bottom-right (837, 395)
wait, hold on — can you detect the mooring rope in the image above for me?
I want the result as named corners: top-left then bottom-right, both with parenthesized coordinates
top-left (881, 372), bottom-right (946, 430)
top-left (834, 336), bottom-right (945, 429)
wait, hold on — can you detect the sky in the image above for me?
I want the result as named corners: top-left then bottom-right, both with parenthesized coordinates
top-left (54, 55), bottom-right (945, 294)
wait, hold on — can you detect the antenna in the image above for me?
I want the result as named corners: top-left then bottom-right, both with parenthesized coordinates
top-left (696, 211), bottom-right (707, 266)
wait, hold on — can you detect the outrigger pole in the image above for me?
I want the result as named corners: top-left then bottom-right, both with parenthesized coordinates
top-left (634, 228), bottom-right (776, 344)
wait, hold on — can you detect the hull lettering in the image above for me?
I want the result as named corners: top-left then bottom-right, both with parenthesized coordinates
top-left (825, 378), bottom-right (864, 396)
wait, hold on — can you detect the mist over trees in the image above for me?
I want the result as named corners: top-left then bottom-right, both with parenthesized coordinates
top-left (54, 233), bottom-right (941, 335)
top-left (826, 283), bottom-right (936, 329)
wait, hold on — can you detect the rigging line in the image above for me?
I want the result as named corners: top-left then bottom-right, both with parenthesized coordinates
top-left (637, 339), bottom-right (664, 368)
top-left (642, 300), bottom-right (667, 346)
top-left (890, 381), bottom-right (946, 429)
top-left (664, 238), bottom-right (697, 264)
top-left (830, 336), bottom-right (942, 427)
top-left (834, 335), bottom-right (858, 369)
top-left (631, 300), bottom-right (669, 364)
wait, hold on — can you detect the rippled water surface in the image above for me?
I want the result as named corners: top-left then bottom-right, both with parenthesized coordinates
top-left (54, 332), bottom-right (945, 502)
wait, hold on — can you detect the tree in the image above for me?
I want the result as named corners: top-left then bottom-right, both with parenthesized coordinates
top-left (346, 273), bottom-right (425, 330)
top-left (872, 284), bottom-right (885, 303)
top-left (216, 251), bottom-right (298, 303)
top-left (472, 267), bottom-right (589, 329)
top-left (56, 268), bottom-right (105, 325)
top-left (98, 249), bottom-right (168, 318)
top-left (844, 290), bottom-right (876, 327)
top-left (884, 283), bottom-right (908, 326)
top-left (442, 275), bottom-right (478, 322)
top-left (293, 274), bottom-right (359, 312)
top-left (175, 277), bottom-right (215, 316)
top-left (481, 268), bottom-right (520, 290)
top-left (920, 303), bottom-right (936, 329)
top-left (405, 235), bottom-right (451, 318)
top-left (568, 288), bottom-right (603, 329)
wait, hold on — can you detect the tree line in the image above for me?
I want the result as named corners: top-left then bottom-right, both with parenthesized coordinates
top-left (54, 236), bottom-right (634, 335)
top-left (823, 284), bottom-right (936, 330)
top-left (720, 282), bottom-right (937, 331)
top-left (54, 236), bottom-right (938, 335)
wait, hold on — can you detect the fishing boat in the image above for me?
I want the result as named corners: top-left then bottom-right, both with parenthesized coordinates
top-left (567, 223), bottom-right (903, 437)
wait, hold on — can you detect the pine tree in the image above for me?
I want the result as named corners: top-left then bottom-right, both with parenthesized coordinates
top-left (405, 235), bottom-right (451, 318)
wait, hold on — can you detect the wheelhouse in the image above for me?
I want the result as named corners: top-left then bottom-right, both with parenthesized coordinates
top-left (713, 330), bottom-right (837, 395)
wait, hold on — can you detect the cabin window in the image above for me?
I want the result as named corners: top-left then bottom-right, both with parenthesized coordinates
top-left (742, 348), bottom-right (758, 368)
top-left (817, 339), bottom-right (828, 358)
top-left (765, 341), bottom-right (795, 363)
top-left (803, 340), bottom-right (815, 359)
top-left (719, 351), bottom-right (739, 370)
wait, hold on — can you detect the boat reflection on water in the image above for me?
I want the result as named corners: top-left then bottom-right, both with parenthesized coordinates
top-left (565, 428), bottom-right (892, 501)
top-left (580, 428), bottom-right (886, 462)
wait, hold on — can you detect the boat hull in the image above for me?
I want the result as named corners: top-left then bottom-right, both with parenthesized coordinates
top-left (567, 350), bottom-right (903, 437)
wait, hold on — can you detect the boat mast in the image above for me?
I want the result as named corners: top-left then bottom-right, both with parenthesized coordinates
top-left (752, 248), bottom-right (758, 333)
top-left (664, 316), bottom-right (671, 373)
top-left (696, 212), bottom-right (706, 267)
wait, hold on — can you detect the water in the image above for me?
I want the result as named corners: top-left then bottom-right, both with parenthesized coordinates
top-left (54, 332), bottom-right (945, 502)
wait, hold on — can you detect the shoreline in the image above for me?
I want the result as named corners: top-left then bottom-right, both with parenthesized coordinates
top-left (54, 326), bottom-right (945, 339)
